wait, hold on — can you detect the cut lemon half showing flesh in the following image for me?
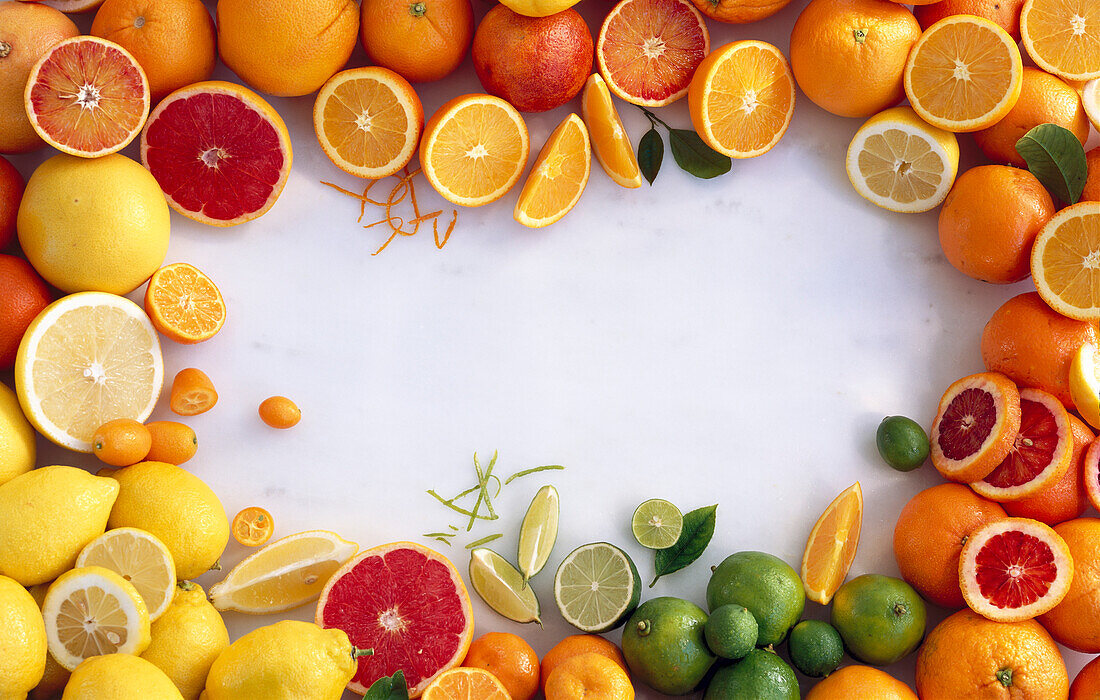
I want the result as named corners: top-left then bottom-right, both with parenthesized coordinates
top-left (15, 292), bottom-right (163, 452)
top-left (76, 528), bottom-right (176, 621)
top-left (1070, 343), bottom-right (1100, 430)
top-left (514, 113), bottom-right (591, 229)
top-left (1020, 0), bottom-right (1100, 81)
top-left (846, 106), bottom-right (960, 213)
top-left (801, 482), bottom-right (863, 605)
top-left (581, 74), bottom-right (642, 188)
top-left (1031, 201), bottom-right (1100, 321)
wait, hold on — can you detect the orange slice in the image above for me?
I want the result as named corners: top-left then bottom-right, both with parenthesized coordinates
top-left (687, 40), bottom-right (795, 159)
top-left (513, 113), bottom-right (591, 229)
top-left (422, 668), bottom-right (510, 700)
top-left (580, 74), bottom-right (641, 189)
top-left (801, 482), bottom-right (863, 605)
top-left (144, 263), bottom-right (227, 345)
top-left (24, 35), bottom-right (149, 157)
top-left (903, 16), bottom-right (1023, 132)
top-left (313, 67), bottom-right (423, 180)
top-left (1031, 201), bottom-right (1100, 321)
top-left (1021, 0), bottom-right (1100, 81)
top-left (930, 372), bottom-right (1022, 483)
top-left (420, 94), bottom-right (529, 208)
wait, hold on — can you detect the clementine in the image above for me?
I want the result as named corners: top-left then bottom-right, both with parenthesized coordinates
top-left (360, 0), bottom-right (473, 84)
top-left (1072, 655), bottom-right (1100, 700)
top-left (0, 254), bottom-right (51, 371)
top-left (1084, 147), bottom-right (1100, 202)
top-left (691, 0), bottom-right (792, 23)
top-left (805, 665), bottom-right (917, 699)
top-left (540, 635), bottom-right (629, 692)
top-left (1039, 518), bottom-right (1100, 653)
top-left (544, 653), bottom-right (633, 700)
top-left (463, 633), bottom-right (539, 700)
top-left (0, 156), bottom-right (22, 251)
top-left (1005, 415), bottom-right (1093, 525)
top-left (914, 0), bottom-right (1026, 39)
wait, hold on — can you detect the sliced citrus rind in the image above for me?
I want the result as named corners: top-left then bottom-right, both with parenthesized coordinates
top-left (1031, 201), bottom-right (1100, 321)
top-left (801, 482), bottom-right (863, 605)
top-left (75, 528), bottom-right (176, 621)
top-left (1085, 438), bottom-right (1100, 512)
top-left (930, 372), bottom-right (1022, 483)
top-left (1020, 0), bottom-right (1100, 81)
top-left (514, 113), bottom-right (591, 229)
top-left (423, 668), bottom-right (510, 700)
top-left (581, 73), bottom-right (642, 189)
top-left (144, 263), bottom-right (227, 345)
top-left (1083, 79), bottom-right (1100, 130)
top-left (1070, 343), bottom-right (1100, 430)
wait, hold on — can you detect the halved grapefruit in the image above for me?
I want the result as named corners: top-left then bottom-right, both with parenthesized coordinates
top-left (930, 372), bottom-right (1022, 483)
top-left (316, 542), bottom-right (474, 697)
top-left (1085, 437), bottom-right (1100, 512)
top-left (959, 517), bottom-right (1074, 622)
top-left (140, 80), bottom-right (292, 227)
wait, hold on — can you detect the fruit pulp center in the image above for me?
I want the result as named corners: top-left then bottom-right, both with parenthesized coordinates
top-left (58, 588), bottom-right (129, 654)
top-left (974, 530), bottom-right (1057, 608)
top-left (1071, 15), bottom-right (1086, 35)
top-left (642, 36), bottom-right (667, 60)
top-left (355, 111), bottom-right (375, 133)
top-left (465, 144), bottom-right (489, 160)
top-left (201, 148), bottom-right (228, 168)
top-left (939, 387), bottom-right (997, 460)
top-left (73, 83), bottom-right (103, 111)
top-left (648, 515), bottom-right (664, 528)
top-left (378, 607), bottom-right (407, 632)
top-left (741, 90), bottom-right (759, 114)
top-left (951, 60), bottom-right (972, 82)
top-left (83, 361), bottom-right (108, 385)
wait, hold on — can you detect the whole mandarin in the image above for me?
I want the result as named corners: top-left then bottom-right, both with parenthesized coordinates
top-left (540, 635), bottom-right (629, 692)
top-left (806, 665), bottom-right (916, 699)
top-left (0, 255), bottom-right (52, 370)
top-left (544, 653), bottom-right (633, 700)
top-left (1038, 518), bottom-right (1100, 653)
top-left (463, 632), bottom-right (539, 700)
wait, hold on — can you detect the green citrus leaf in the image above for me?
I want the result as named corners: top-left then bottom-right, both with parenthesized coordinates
top-left (638, 127), bottom-right (663, 185)
top-left (668, 129), bottom-right (731, 179)
top-left (364, 671), bottom-right (408, 700)
top-left (1016, 123), bottom-right (1087, 205)
top-left (651, 504), bottom-right (717, 587)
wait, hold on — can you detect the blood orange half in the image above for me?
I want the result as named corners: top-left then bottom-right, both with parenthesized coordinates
top-left (1085, 437), bottom-right (1100, 512)
top-left (140, 80), bottom-right (292, 227)
top-left (24, 35), bottom-right (149, 157)
top-left (959, 517), bottom-right (1074, 622)
top-left (316, 542), bottom-right (474, 697)
top-left (930, 372), bottom-right (1022, 483)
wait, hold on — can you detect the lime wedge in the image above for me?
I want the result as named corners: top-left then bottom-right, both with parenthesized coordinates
top-left (518, 485), bottom-right (559, 586)
top-left (554, 542), bottom-right (640, 633)
top-left (632, 499), bottom-right (683, 550)
top-left (469, 548), bottom-right (541, 625)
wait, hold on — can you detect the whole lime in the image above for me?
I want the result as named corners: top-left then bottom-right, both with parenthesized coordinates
top-left (705, 604), bottom-right (758, 660)
top-left (621, 597), bottom-right (716, 695)
top-left (788, 619), bottom-right (843, 678)
top-left (876, 416), bottom-right (929, 471)
top-left (831, 574), bottom-right (926, 666)
top-left (703, 649), bottom-right (799, 700)
top-left (706, 551), bottom-right (805, 647)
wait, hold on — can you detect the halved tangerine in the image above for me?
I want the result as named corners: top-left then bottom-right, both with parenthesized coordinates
top-left (144, 263), bottom-right (226, 345)
top-left (24, 35), bottom-right (149, 157)
top-left (930, 372), bottom-right (1022, 483)
top-left (972, 388), bottom-right (1074, 502)
top-left (959, 517), bottom-right (1074, 622)
top-left (1085, 437), bottom-right (1100, 512)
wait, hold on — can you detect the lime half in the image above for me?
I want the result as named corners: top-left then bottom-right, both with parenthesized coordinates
top-left (518, 485), bottom-right (559, 586)
top-left (469, 548), bottom-right (541, 625)
top-left (632, 499), bottom-right (683, 550)
top-left (554, 542), bottom-right (640, 632)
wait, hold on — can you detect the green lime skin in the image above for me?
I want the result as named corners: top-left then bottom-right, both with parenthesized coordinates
top-left (706, 551), bottom-right (805, 647)
top-left (621, 597), bottom-right (717, 695)
top-left (703, 649), bottom-right (800, 700)
top-left (788, 620), bottom-right (844, 678)
top-left (831, 574), bottom-right (927, 666)
top-left (876, 416), bottom-right (930, 471)
top-left (704, 605), bottom-right (758, 660)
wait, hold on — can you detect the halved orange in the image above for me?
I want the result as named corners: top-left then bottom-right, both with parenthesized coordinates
top-left (1021, 0), bottom-right (1100, 81)
top-left (581, 74), bottom-right (641, 189)
top-left (513, 113), bottom-right (591, 229)
top-left (422, 668), bottom-right (510, 700)
top-left (24, 35), bottom-right (149, 157)
top-left (1031, 201), bottom-right (1100, 321)
top-left (801, 482), bottom-right (863, 605)
top-left (419, 94), bottom-right (529, 208)
top-left (313, 67), bottom-right (423, 180)
top-left (930, 372), bottom-right (1022, 483)
top-left (144, 263), bottom-right (226, 345)
top-left (903, 15), bottom-right (1024, 132)
top-left (687, 40), bottom-right (795, 159)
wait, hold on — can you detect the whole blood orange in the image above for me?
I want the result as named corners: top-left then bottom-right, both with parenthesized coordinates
top-left (914, 0), bottom-right (1026, 39)
top-left (0, 156), bottom-right (23, 250)
top-left (0, 255), bottom-right (52, 371)
top-left (360, 0), bottom-right (473, 84)
top-left (1038, 518), bottom-right (1100, 653)
top-left (316, 542), bottom-right (474, 696)
top-left (929, 372), bottom-right (1022, 483)
top-left (1005, 415), bottom-right (1092, 525)
top-left (691, 0), bottom-right (792, 23)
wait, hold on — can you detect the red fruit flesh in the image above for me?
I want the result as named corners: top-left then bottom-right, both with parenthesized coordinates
top-left (975, 529), bottom-right (1058, 609)
top-left (939, 388), bottom-right (999, 460)
top-left (983, 395), bottom-right (1065, 489)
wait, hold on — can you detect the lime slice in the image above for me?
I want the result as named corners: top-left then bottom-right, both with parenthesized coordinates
top-left (518, 485), bottom-right (559, 585)
top-left (632, 499), bottom-right (683, 549)
top-left (554, 542), bottom-right (640, 633)
top-left (469, 548), bottom-right (541, 624)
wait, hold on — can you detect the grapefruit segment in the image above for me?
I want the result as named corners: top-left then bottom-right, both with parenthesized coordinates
top-left (930, 372), bottom-right (1022, 483)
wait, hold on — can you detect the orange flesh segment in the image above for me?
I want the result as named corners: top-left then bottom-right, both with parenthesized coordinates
top-left (1023, 0), bottom-right (1100, 79)
top-left (515, 115), bottom-right (590, 226)
top-left (703, 43), bottom-right (794, 155)
top-left (802, 483), bottom-right (863, 604)
top-left (581, 75), bottom-right (641, 188)
top-left (322, 76), bottom-right (411, 170)
top-left (1034, 207), bottom-right (1100, 318)
top-left (429, 101), bottom-right (526, 202)
top-left (148, 265), bottom-right (225, 341)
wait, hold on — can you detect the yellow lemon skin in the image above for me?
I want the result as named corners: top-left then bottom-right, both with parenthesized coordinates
top-left (0, 574), bottom-right (47, 698)
top-left (142, 583), bottom-right (230, 700)
top-left (106, 462), bottom-right (229, 580)
top-left (0, 466), bottom-right (119, 586)
top-left (497, 0), bottom-right (580, 16)
top-left (26, 584), bottom-right (70, 700)
top-left (62, 654), bottom-right (183, 700)
top-left (16, 153), bottom-right (169, 295)
top-left (0, 381), bottom-right (34, 487)
top-left (204, 621), bottom-right (357, 700)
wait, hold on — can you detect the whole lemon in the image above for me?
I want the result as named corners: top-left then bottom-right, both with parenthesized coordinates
top-left (0, 574), bottom-right (47, 698)
top-left (63, 653), bottom-right (183, 700)
top-left (204, 621), bottom-right (361, 700)
top-left (106, 462), bottom-right (229, 580)
top-left (17, 153), bottom-right (169, 295)
top-left (143, 582), bottom-right (230, 700)
top-left (0, 465), bottom-right (119, 586)
top-left (0, 380), bottom-right (34, 486)
top-left (26, 584), bottom-right (70, 700)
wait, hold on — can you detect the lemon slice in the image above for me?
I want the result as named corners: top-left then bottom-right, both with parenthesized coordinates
top-left (1070, 343), bottom-right (1100, 429)
top-left (15, 292), bottom-right (163, 452)
top-left (76, 528), bottom-right (176, 621)
top-left (1083, 79), bottom-right (1100, 131)
top-left (208, 530), bottom-right (358, 614)
top-left (469, 548), bottom-right (541, 625)
top-left (42, 566), bottom-right (151, 671)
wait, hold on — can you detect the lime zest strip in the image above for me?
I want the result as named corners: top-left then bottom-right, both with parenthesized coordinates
top-left (466, 534), bottom-right (503, 549)
top-left (504, 465), bottom-right (565, 485)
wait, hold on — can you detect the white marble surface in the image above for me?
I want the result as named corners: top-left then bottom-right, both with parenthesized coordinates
top-left (6, 0), bottom-right (1098, 696)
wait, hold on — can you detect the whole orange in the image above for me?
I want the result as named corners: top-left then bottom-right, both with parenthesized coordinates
top-left (789, 0), bottom-right (921, 118)
top-left (0, 156), bottom-right (23, 250)
top-left (472, 5), bottom-right (593, 113)
top-left (1072, 655), bottom-right (1100, 700)
top-left (916, 609), bottom-right (1069, 699)
top-left (0, 254), bottom-right (51, 370)
top-left (806, 665), bottom-right (917, 699)
top-left (90, 0), bottom-right (216, 102)
top-left (1039, 518), bottom-right (1100, 653)
top-left (893, 483), bottom-right (1007, 609)
top-left (914, 0), bottom-right (1026, 39)
top-left (691, 0), bottom-right (792, 24)
top-left (216, 0), bottom-right (359, 97)
top-left (540, 635), bottom-right (629, 692)
top-left (981, 292), bottom-right (1099, 411)
top-left (974, 68), bottom-right (1090, 168)
top-left (0, 2), bottom-right (79, 153)
top-left (463, 632), bottom-right (539, 700)
top-left (544, 653), bottom-right (634, 700)
top-left (1005, 415), bottom-right (1093, 525)
top-left (360, 0), bottom-right (473, 84)
top-left (937, 165), bottom-right (1055, 284)
top-left (1083, 147), bottom-right (1100, 202)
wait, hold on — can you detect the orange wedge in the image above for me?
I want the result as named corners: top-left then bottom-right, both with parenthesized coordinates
top-left (903, 16), bottom-right (1023, 132)
top-left (313, 67), bottom-right (423, 179)
top-left (514, 114), bottom-right (591, 229)
top-left (420, 94), bottom-right (529, 208)
top-left (687, 40), bottom-right (795, 159)
top-left (144, 263), bottom-right (226, 345)
top-left (581, 74), bottom-right (641, 189)
top-left (801, 482), bottom-right (863, 605)
top-left (1031, 201), bottom-right (1100, 321)
top-left (1021, 0), bottom-right (1100, 81)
